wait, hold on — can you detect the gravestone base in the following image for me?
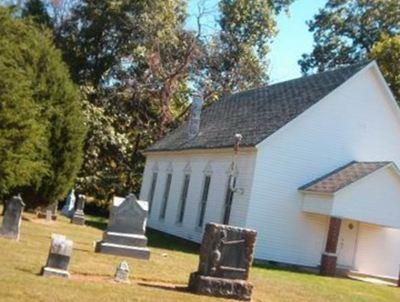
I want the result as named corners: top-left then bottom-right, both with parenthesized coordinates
top-left (95, 240), bottom-right (150, 260)
top-left (42, 267), bottom-right (70, 279)
top-left (37, 212), bottom-right (58, 221)
top-left (71, 210), bottom-right (85, 225)
top-left (41, 234), bottom-right (73, 279)
top-left (0, 231), bottom-right (19, 240)
top-left (103, 231), bottom-right (148, 246)
top-left (188, 272), bottom-right (253, 301)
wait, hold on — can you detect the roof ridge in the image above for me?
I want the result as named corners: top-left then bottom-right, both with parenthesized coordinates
top-left (147, 61), bottom-right (371, 152)
top-left (223, 61), bottom-right (370, 101)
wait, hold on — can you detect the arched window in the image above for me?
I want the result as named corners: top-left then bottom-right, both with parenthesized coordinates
top-left (222, 166), bottom-right (238, 225)
top-left (197, 162), bottom-right (213, 228)
top-left (159, 163), bottom-right (173, 220)
top-left (148, 162), bottom-right (159, 214)
top-left (177, 162), bottom-right (191, 224)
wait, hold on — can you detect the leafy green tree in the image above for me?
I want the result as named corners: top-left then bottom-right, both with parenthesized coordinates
top-left (198, 0), bottom-right (294, 101)
top-left (299, 0), bottom-right (400, 74)
top-left (29, 38), bottom-right (86, 208)
top-left (54, 0), bottom-right (196, 198)
top-left (0, 7), bottom-right (86, 208)
top-left (21, 0), bottom-right (52, 28)
top-left (370, 35), bottom-right (400, 101)
top-left (12, 0), bottom-right (295, 202)
top-left (0, 7), bottom-right (48, 200)
top-left (76, 94), bottom-right (155, 201)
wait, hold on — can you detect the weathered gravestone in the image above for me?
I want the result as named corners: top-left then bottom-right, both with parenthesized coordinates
top-left (95, 194), bottom-right (150, 259)
top-left (45, 210), bottom-right (52, 222)
top-left (115, 260), bottom-right (130, 283)
top-left (188, 223), bottom-right (257, 301)
top-left (37, 202), bottom-right (58, 221)
top-left (0, 194), bottom-right (25, 240)
top-left (71, 194), bottom-right (86, 225)
top-left (41, 234), bottom-right (73, 278)
top-left (61, 189), bottom-right (76, 218)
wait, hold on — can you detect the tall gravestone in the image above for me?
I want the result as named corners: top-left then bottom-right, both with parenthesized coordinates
top-left (61, 189), bottom-right (76, 218)
top-left (188, 223), bottom-right (257, 301)
top-left (0, 195), bottom-right (25, 240)
top-left (71, 194), bottom-right (86, 225)
top-left (42, 234), bottom-right (73, 278)
top-left (95, 194), bottom-right (150, 259)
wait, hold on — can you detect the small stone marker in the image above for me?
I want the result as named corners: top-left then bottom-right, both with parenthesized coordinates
top-left (0, 194), bottom-right (25, 240)
top-left (61, 189), bottom-right (76, 218)
top-left (71, 194), bottom-right (86, 225)
top-left (95, 193), bottom-right (150, 259)
top-left (188, 223), bottom-right (257, 301)
top-left (45, 210), bottom-right (52, 222)
top-left (37, 202), bottom-right (58, 221)
top-left (42, 234), bottom-right (73, 278)
top-left (115, 261), bottom-right (130, 283)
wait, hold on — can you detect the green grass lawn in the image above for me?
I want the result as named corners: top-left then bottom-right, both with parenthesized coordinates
top-left (0, 211), bottom-right (399, 302)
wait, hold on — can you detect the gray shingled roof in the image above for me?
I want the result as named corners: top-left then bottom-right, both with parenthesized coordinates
top-left (299, 161), bottom-right (392, 194)
top-left (147, 63), bottom-right (368, 152)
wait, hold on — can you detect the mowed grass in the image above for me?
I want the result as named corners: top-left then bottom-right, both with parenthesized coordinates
top-left (0, 210), bottom-right (399, 302)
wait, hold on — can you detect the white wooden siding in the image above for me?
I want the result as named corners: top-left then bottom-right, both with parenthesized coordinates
top-left (140, 149), bottom-right (256, 242)
top-left (246, 64), bottom-right (400, 267)
top-left (333, 166), bottom-right (400, 229)
top-left (302, 166), bottom-right (400, 230)
top-left (354, 223), bottom-right (400, 279)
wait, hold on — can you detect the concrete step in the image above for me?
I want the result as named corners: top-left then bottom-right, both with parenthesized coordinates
top-left (95, 242), bottom-right (150, 260)
top-left (103, 232), bottom-right (148, 247)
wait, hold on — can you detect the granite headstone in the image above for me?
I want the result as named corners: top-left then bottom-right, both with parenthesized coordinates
top-left (71, 194), bottom-right (86, 225)
top-left (95, 194), bottom-right (150, 259)
top-left (41, 234), bottom-right (73, 278)
top-left (0, 195), bottom-right (25, 240)
top-left (188, 223), bottom-right (257, 301)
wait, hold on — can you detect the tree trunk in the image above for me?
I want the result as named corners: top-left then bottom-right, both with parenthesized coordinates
top-left (1, 200), bottom-right (6, 216)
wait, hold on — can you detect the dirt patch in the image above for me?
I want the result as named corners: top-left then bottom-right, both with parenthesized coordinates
top-left (71, 274), bottom-right (111, 283)
top-left (23, 216), bottom-right (56, 225)
top-left (70, 273), bottom-right (186, 290)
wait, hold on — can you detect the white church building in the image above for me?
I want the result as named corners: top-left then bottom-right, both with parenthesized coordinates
top-left (140, 61), bottom-right (400, 280)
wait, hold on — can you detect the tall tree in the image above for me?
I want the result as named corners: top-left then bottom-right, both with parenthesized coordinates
top-left (0, 7), bottom-right (86, 208)
top-left (299, 0), bottom-right (400, 74)
top-left (370, 35), bottom-right (400, 101)
top-left (197, 0), bottom-right (294, 101)
top-left (29, 36), bottom-right (86, 207)
top-left (0, 7), bottom-right (48, 200)
top-left (21, 0), bottom-right (52, 28)
top-left (55, 0), bottom-right (196, 198)
top-left (13, 0), bottom-right (295, 201)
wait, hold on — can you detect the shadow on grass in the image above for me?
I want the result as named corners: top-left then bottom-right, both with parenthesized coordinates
top-left (137, 282), bottom-right (188, 293)
top-left (85, 215), bottom-right (108, 231)
top-left (84, 214), bottom-right (199, 254)
top-left (15, 266), bottom-right (42, 276)
top-left (85, 219), bottom-right (107, 231)
top-left (253, 261), bottom-right (320, 277)
top-left (147, 229), bottom-right (199, 254)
